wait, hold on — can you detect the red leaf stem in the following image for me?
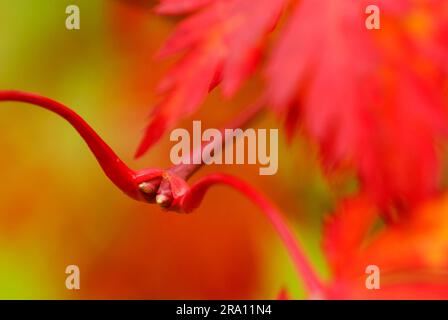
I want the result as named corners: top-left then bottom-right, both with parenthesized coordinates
top-left (0, 90), bottom-right (162, 201)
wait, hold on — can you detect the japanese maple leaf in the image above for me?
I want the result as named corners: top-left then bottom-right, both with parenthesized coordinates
top-left (322, 194), bottom-right (448, 299)
top-left (135, 0), bottom-right (286, 157)
top-left (140, 0), bottom-right (447, 211)
top-left (267, 0), bottom-right (448, 209)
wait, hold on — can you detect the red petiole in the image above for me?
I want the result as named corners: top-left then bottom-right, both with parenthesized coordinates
top-left (0, 90), bottom-right (163, 202)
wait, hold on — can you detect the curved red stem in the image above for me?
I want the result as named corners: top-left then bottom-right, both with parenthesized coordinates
top-left (0, 90), bottom-right (323, 296)
top-left (182, 173), bottom-right (325, 298)
top-left (155, 96), bottom-right (267, 206)
top-left (0, 90), bottom-right (144, 199)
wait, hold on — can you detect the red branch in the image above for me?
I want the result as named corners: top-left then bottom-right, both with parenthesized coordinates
top-left (0, 90), bottom-right (267, 206)
top-left (154, 96), bottom-right (267, 207)
top-left (0, 90), bottom-right (162, 201)
top-left (0, 90), bottom-right (324, 297)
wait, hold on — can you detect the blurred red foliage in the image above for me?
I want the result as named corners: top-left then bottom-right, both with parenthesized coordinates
top-left (138, 0), bottom-right (448, 211)
top-left (323, 193), bottom-right (448, 299)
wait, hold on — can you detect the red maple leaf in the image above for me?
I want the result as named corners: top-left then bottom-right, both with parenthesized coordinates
top-left (139, 0), bottom-right (448, 210)
top-left (266, 0), bottom-right (448, 208)
top-left (135, 0), bottom-right (285, 157)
